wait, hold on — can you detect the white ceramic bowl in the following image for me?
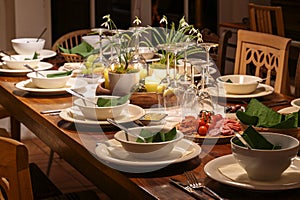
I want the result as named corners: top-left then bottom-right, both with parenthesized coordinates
top-left (73, 95), bottom-right (129, 120)
top-left (27, 70), bottom-right (71, 89)
top-left (11, 38), bottom-right (45, 55)
top-left (217, 75), bottom-right (262, 94)
top-left (114, 126), bottom-right (184, 159)
top-left (2, 55), bottom-right (41, 70)
top-left (231, 132), bottom-right (299, 181)
top-left (139, 47), bottom-right (155, 60)
top-left (291, 98), bottom-right (300, 110)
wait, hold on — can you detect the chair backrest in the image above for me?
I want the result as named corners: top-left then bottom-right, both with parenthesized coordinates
top-left (52, 29), bottom-right (92, 51)
top-left (0, 136), bottom-right (33, 200)
top-left (234, 29), bottom-right (291, 95)
top-left (291, 41), bottom-right (300, 97)
top-left (248, 3), bottom-right (285, 36)
top-left (52, 29), bottom-right (92, 62)
top-left (216, 30), bottom-right (232, 75)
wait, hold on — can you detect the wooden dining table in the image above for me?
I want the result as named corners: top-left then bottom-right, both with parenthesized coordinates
top-left (1, 59), bottom-right (300, 199)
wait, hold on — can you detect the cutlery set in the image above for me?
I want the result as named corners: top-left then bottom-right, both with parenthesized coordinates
top-left (170, 171), bottom-right (225, 200)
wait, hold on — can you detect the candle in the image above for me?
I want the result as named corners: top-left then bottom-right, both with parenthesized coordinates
top-left (144, 76), bottom-right (160, 92)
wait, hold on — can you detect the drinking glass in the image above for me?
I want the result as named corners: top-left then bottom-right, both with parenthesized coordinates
top-left (196, 43), bottom-right (219, 113)
top-left (129, 27), bottom-right (148, 80)
top-left (181, 64), bottom-right (199, 117)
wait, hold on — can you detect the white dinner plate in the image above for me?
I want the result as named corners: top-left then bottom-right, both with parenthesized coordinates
top-left (15, 78), bottom-right (87, 95)
top-left (0, 62), bottom-right (53, 76)
top-left (94, 138), bottom-right (201, 173)
top-left (204, 154), bottom-right (300, 190)
top-left (37, 49), bottom-right (57, 59)
top-left (220, 84), bottom-right (274, 99)
top-left (59, 104), bottom-right (145, 125)
top-left (291, 98), bottom-right (300, 110)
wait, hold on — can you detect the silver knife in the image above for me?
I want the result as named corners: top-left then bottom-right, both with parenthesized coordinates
top-left (40, 109), bottom-right (62, 114)
top-left (169, 178), bottom-right (206, 200)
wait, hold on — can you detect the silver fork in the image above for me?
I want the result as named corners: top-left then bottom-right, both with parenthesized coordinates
top-left (184, 171), bottom-right (224, 200)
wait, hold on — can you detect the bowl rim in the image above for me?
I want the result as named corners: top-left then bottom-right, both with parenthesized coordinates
top-left (291, 98), bottom-right (300, 109)
top-left (231, 132), bottom-right (300, 152)
top-left (11, 38), bottom-right (45, 43)
top-left (27, 70), bottom-right (72, 80)
top-left (217, 75), bottom-right (262, 85)
top-left (73, 96), bottom-right (129, 109)
top-left (114, 127), bottom-right (184, 145)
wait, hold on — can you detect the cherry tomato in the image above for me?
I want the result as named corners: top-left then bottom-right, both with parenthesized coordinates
top-left (197, 125), bottom-right (208, 136)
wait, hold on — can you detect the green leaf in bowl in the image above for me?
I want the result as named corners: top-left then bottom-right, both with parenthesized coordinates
top-left (46, 71), bottom-right (72, 78)
top-left (234, 126), bottom-right (281, 150)
top-left (225, 79), bottom-right (233, 83)
top-left (96, 95), bottom-right (130, 107)
top-left (136, 127), bottom-right (177, 143)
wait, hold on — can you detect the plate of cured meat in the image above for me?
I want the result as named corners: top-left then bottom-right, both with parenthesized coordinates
top-left (178, 111), bottom-right (242, 144)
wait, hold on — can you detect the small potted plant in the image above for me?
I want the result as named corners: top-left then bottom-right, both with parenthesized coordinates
top-left (101, 15), bottom-right (150, 95)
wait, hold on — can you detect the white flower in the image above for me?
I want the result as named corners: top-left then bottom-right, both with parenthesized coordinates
top-left (133, 16), bottom-right (142, 26)
top-left (179, 17), bottom-right (189, 28)
top-left (101, 14), bottom-right (111, 29)
top-left (196, 32), bottom-right (203, 43)
top-left (189, 28), bottom-right (198, 35)
top-left (160, 15), bottom-right (168, 25)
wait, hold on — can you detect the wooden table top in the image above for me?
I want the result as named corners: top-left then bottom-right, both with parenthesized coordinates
top-left (1, 68), bottom-right (300, 199)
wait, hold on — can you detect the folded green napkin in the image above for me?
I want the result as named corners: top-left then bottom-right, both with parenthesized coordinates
top-left (46, 71), bottom-right (72, 78)
top-left (58, 41), bottom-right (95, 57)
top-left (233, 126), bottom-right (281, 149)
top-left (136, 127), bottom-right (177, 143)
top-left (236, 98), bottom-right (300, 129)
top-left (96, 95), bottom-right (130, 107)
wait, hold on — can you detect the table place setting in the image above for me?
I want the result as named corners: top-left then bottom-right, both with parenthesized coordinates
top-left (94, 137), bottom-right (201, 173)
top-left (15, 77), bottom-right (88, 95)
top-left (59, 104), bottom-right (145, 125)
top-left (205, 155), bottom-right (300, 190)
top-left (217, 75), bottom-right (274, 99)
top-left (205, 125), bottom-right (300, 191)
top-left (0, 61), bottom-right (53, 75)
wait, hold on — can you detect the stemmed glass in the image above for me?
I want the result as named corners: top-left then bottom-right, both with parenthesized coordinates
top-left (84, 29), bottom-right (109, 86)
top-left (196, 43), bottom-right (219, 113)
top-left (177, 41), bottom-right (196, 87)
top-left (156, 43), bottom-right (173, 109)
top-left (181, 64), bottom-right (199, 117)
top-left (163, 44), bottom-right (186, 121)
top-left (128, 27), bottom-right (148, 80)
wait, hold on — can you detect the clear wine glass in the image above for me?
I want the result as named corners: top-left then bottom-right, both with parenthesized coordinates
top-left (177, 41), bottom-right (196, 86)
top-left (83, 30), bottom-right (109, 86)
top-left (162, 44), bottom-right (185, 122)
top-left (181, 64), bottom-right (199, 118)
top-left (196, 43), bottom-right (219, 113)
top-left (156, 44), bottom-right (173, 109)
top-left (129, 27), bottom-right (148, 80)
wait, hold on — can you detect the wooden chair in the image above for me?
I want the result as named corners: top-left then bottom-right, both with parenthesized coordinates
top-left (0, 136), bottom-right (100, 200)
top-left (234, 29), bottom-right (291, 95)
top-left (52, 29), bottom-right (92, 62)
top-left (248, 3), bottom-right (285, 36)
top-left (291, 40), bottom-right (300, 97)
top-left (216, 30), bottom-right (233, 75)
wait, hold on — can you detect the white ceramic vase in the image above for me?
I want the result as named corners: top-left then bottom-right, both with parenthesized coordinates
top-left (108, 71), bottom-right (140, 96)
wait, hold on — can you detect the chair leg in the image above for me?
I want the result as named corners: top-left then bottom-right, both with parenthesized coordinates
top-left (10, 116), bottom-right (20, 141)
top-left (46, 149), bottom-right (54, 176)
